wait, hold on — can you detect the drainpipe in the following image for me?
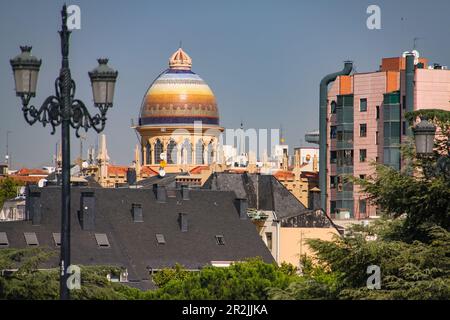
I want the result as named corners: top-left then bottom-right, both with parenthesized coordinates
top-left (275, 218), bottom-right (280, 265)
top-left (405, 53), bottom-right (415, 136)
top-left (319, 61), bottom-right (353, 214)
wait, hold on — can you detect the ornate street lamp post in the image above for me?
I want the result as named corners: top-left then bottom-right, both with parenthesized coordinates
top-left (412, 118), bottom-right (436, 155)
top-left (412, 117), bottom-right (450, 179)
top-left (10, 5), bottom-right (118, 299)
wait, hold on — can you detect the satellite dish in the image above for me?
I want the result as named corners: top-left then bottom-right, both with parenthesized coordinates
top-left (38, 179), bottom-right (47, 188)
top-left (82, 161), bottom-right (89, 169)
top-left (158, 169), bottom-right (166, 177)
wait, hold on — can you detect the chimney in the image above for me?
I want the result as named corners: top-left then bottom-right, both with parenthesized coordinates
top-left (80, 191), bottom-right (95, 231)
top-left (236, 198), bottom-right (248, 220)
top-left (155, 184), bottom-right (167, 203)
top-left (127, 167), bottom-right (137, 185)
top-left (27, 188), bottom-right (42, 225)
top-left (405, 53), bottom-right (415, 136)
top-left (179, 212), bottom-right (188, 232)
top-left (181, 185), bottom-right (190, 200)
top-left (132, 203), bottom-right (143, 222)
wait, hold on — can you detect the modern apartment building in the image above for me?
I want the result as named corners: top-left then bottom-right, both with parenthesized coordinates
top-left (324, 52), bottom-right (450, 220)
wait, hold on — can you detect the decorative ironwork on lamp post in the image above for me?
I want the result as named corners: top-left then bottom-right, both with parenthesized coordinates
top-left (413, 117), bottom-right (450, 179)
top-left (10, 5), bottom-right (118, 299)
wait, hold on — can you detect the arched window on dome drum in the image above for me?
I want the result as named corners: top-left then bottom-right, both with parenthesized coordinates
top-left (154, 139), bottom-right (163, 164)
top-left (207, 142), bottom-right (214, 164)
top-left (195, 139), bottom-right (204, 164)
top-left (167, 140), bottom-right (177, 164)
top-left (181, 139), bottom-right (192, 164)
top-left (145, 141), bottom-right (151, 165)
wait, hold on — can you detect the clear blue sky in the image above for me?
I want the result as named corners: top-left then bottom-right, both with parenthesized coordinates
top-left (1, 0), bottom-right (450, 168)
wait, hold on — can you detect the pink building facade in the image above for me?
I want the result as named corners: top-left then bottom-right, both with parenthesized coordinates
top-left (326, 56), bottom-right (450, 220)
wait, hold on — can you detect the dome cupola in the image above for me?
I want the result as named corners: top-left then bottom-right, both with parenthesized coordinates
top-left (138, 48), bottom-right (219, 127)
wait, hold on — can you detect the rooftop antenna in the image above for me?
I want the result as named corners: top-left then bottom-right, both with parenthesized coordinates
top-left (239, 119), bottom-right (245, 155)
top-left (280, 124), bottom-right (285, 144)
top-left (79, 133), bottom-right (86, 170)
top-left (5, 130), bottom-right (11, 168)
top-left (179, 40), bottom-right (182, 49)
top-left (413, 37), bottom-right (420, 51)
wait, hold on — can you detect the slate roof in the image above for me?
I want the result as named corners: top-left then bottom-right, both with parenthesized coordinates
top-left (133, 172), bottom-right (187, 188)
top-left (0, 186), bottom-right (274, 289)
top-left (203, 172), bottom-right (335, 228)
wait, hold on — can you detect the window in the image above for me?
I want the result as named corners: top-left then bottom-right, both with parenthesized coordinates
top-left (24, 232), bottom-right (39, 246)
top-left (376, 106), bottom-right (380, 119)
top-left (359, 174), bottom-right (366, 180)
top-left (337, 150), bottom-right (354, 166)
top-left (0, 232), bottom-right (9, 247)
top-left (95, 233), bottom-right (110, 248)
top-left (359, 199), bottom-right (367, 215)
top-left (145, 141), bottom-right (151, 165)
top-left (266, 232), bottom-right (273, 251)
top-left (156, 234), bottom-right (166, 245)
top-left (215, 235), bottom-right (225, 245)
top-left (402, 95), bottom-right (406, 109)
top-left (196, 139), bottom-right (204, 164)
top-left (360, 98), bottom-right (367, 112)
top-left (360, 124), bottom-right (367, 137)
top-left (330, 151), bottom-right (337, 164)
top-left (52, 233), bottom-right (61, 247)
top-left (167, 140), bottom-right (177, 164)
top-left (331, 101), bottom-right (337, 114)
top-left (154, 139), bottom-right (163, 163)
top-left (376, 131), bottom-right (379, 145)
top-left (330, 201), bottom-right (337, 214)
top-left (330, 176), bottom-right (337, 189)
top-left (360, 149), bottom-right (367, 162)
top-left (402, 121), bottom-right (407, 135)
top-left (330, 126), bottom-right (337, 139)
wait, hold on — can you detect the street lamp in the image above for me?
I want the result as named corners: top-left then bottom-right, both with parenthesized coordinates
top-left (413, 117), bottom-right (450, 179)
top-left (412, 118), bottom-right (436, 155)
top-left (10, 5), bottom-right (118, 300)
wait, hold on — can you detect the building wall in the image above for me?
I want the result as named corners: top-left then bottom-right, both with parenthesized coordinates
top-left (327, 57), bottom-right (450, 221)
top-left (352, 72), bottom-right (388, 219)
top-left (254, 211), bottom-right (279, 263)
top-left (278, 227), bottom-right (339, 267)
top-left (415, 69), bottom-right (450, 110)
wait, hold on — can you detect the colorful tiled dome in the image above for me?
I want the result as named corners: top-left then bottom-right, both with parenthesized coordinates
top-left (139, 48), bottom-right (219, 126)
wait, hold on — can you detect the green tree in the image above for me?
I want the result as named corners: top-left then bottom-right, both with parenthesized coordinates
top-left (0, 177), bottom-right (23, 208)
top-left (0, 248), bottom-right (142, 300)
top-left (143, 258), bottom-right (296, 300)
top-left (351, 109), bottom-right (450, 241)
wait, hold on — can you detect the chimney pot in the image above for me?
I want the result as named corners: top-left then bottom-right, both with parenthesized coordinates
top-left (132, 203), bottom-right (143, 222)
top-left (80, 191), bottom-right (95, 230)
top-left (181, 185), bottom-right (190, 200)
top-left (154, 184), bottom-right (167, 202)
top-left (27, 189), bottom-right (42, 225)
top-left (179, 212), bottom-right (188, 232)
top-left (236, 198), bottom-right (248, 220)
